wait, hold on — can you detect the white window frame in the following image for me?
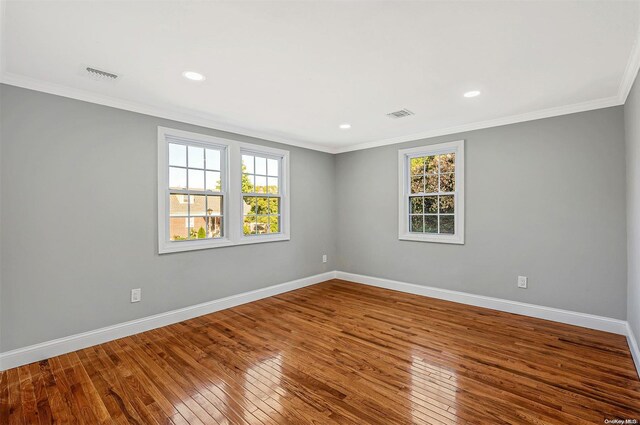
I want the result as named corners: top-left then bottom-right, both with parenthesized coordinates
top-left (158, 127), bottom-right (290, 254)
top-left (238, 145), bottom-right (290, 243)
top-left (398, 140), bottom-right (465, 244)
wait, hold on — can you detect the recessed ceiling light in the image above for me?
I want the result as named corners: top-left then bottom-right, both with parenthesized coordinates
top-left (463, 90), bottom-right (481, 98)
top-left (182, 71), bottom-right (205, 81)
top-left (339, 123), bottom-right (351, 130)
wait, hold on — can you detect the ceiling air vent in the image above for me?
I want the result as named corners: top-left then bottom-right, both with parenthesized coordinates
top-left (386, 109), bottom-right (414, 119)
top-left (85, 67), bottom-right (119, 81)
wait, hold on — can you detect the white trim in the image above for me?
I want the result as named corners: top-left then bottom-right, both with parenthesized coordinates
top-left (398, 140), bottom-right (465, 244)
top-left (237, 142), bottom-right (291, 243)
top-left (157, 127), bottom-right (291, 253)
top-left (334, 96), bottom-right (621, 153)
top-left (618, 6), bottom-right (640, 104)
top-left (335, 271), bottom-right (629, 335)
top-left (626, 323), bottom-right (640, 379)
top-left (0, 271), bottom-right (336, 371)
top-left (0, 73), bottom-right (627, 156)
top-left (0, 72), bottom-right (335, 154)
top-left (158, 127), bottom-right (232, 253)
top-left (1, 270), bottom-right (637, 375)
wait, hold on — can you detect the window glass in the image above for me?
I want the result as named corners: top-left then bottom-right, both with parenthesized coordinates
top-left (242, 153), bottom-right (283, 236)
top-left (400, 141), bottom-right (464, 244)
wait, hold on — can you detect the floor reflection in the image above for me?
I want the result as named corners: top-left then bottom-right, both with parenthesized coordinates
top-left (410, 353), bottom-right (459, 423)
top-left (243, 352), bottom-right (284, 421)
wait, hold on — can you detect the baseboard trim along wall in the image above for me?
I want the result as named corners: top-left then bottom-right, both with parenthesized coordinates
top-left (334, 271), bottom-right (639, 377)
top-left (2, 270), bottom-right (638, 377)
top-left (626, 323), bottom-right (640, 378)
top-left (0, 271), bottom-right (335, 371)
top-left (336, 271), bottom-right (628, 334)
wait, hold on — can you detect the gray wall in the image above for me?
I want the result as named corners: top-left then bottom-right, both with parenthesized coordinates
top-left (0, 84), bottom-right (631, 353)
top-left (625, 73), bottom-right (640, 341)
top-left (336, 106), bottom-right (628, 319)
top-left (0, 85), bottom-right (337, 351)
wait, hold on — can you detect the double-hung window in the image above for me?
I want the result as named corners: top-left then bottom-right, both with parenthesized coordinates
top-left (158, 127), bottom-right (290, 253)
top-left (241, 151), bottom-right (283, 236)
top-left (398, 140), bottom-right (465, 244)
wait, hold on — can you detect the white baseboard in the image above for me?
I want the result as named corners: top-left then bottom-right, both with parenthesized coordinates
top-left (335, 271), bottom-right (628, 335)
top-left (338, 271), bottom-right (639, 377)
top-left (2, 270), bottom-right (637, 377)
top-left (626, 323), bottom-right (640, 379)
top-left (0, 271), bottom-right (336, 371)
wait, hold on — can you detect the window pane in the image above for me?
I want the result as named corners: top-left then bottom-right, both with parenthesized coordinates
top-left (255, 156), bottom-right (267, 175)
top-left (268, 215), bottom-right (280, 233)
top-left (189, 217), bottom-right (208, 239)
top-left (188, 146), bottom-right (205, 168)
top-left (267, 177), bottom-right (279, 194)
top-left (243, 196), bottom-right (256, 215)
top-left (255, 197), bottom-right (268, 215)
top-left (206, 195), bottom-right (222, 215)
top-left (188, 169), bottom-right (205, 190)
top-left (190, 195), bottom-right (206, 215)
top-left (268, 198), bottom-right (280, 214)
top-left (425, 156), bottom-right (438, 174)
top-left (439, 153), bottom-right (455, 174)
top-left (206, 149), bottom-right (221, 170)
top-left (410, 197), bottom-right (423, 214)
top-left (206, 171), bottom-right (221, 191)
top-left (169, 218), bottom-right (189, 241)
top-left (256, 216), bottom-right (268, 234)
top-left (169, 194), bottom-right (189, 216)
top-left (242, 155), bottom-right (254, 174)
top-left (169, 143), bottom-right (187, 167)
top-left (440, 173), bottom-right (455, 192)
top-left (206, 216), bottom-right (223, 238)
top-left (187, 216), bottom-right (222, 239)
top-left (440, 215), bottom-right (455, 234)
top-left (410, 157), bottom-right (424, 175)
top-left (410, 176), bottom-right (424, 194)
top-left (243, 175), bottom-right (255, 193)
top-left (426, 174), bottom-right (438, 193)
top-left (425, 215), bottom-right (438, 233)
top-left (267, 158), bottom-right (279, 176)
top-left (255, 176), bottom-right (267, 193)
top-left (169, 167), bottom-right (187, 189)
top-left (410, 215), bottom-right (424, 232)
top-left (439, 195), bottom-right (454, 214)
top-left (424, 196), bottom-right (438, 213)
top-left (243, 215), bottom-right (257, 235)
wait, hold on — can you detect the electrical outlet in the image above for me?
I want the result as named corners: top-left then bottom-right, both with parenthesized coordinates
top-left (517, 276), bottom-right (528, 289)
top-left (131, 288), bottom-right (141, 303)
top-left (322, 254), bottom-right (328, 263)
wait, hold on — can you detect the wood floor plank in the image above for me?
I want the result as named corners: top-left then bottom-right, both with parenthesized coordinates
top-left (2, 279), bottom-right (639, 424)
top-left (15, 365), bottom-right (38, 424)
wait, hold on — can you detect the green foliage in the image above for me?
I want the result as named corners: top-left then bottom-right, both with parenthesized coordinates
top-left (197, 226), bottom-right (206, 239)
top-left (242, 167), bottom-right (254, 193)
top-left (408, 153), bottom-right (456, 235)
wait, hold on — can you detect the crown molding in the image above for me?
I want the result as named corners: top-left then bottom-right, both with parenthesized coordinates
top-left (0, 72), bottom-right (337, 154)
top-left (2, 71), bottom-right (624, 156)
top-left (1, 4), bottom-right (639, 155)
top-left (618, 6), bottom-right (640, 104)
top-left (333, 95), bottom-right (622, 153)
top-left (1, 71), bottom-right (625, 156)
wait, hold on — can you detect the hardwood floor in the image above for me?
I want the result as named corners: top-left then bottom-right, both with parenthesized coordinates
top-left (1, 279), bottom-right (639, 424)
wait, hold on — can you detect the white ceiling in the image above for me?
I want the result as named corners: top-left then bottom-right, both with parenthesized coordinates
top-left (2, 1), bottom-right (640, 153)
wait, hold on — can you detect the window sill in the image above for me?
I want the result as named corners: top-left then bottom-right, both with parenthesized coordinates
top-left (399, 233), bottom-right (464, 245)
top-left (237, 234), bottom-right (290, 245)
top-left (159, 234), bottom-right (290, 254)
